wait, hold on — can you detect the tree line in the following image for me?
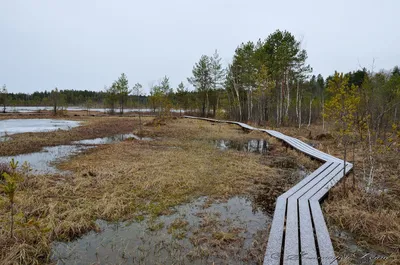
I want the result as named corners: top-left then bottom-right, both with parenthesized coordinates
top-left (1, 29), bottom-right (399, 141)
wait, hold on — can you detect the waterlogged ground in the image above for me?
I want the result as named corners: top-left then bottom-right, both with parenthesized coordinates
top-left (51, 196), bottom-right (270, 265)
top-left (0, 117), bottom-right (322, 264)
top-left (0, 133), bottom-right (147, 173)
top-left (0, 119), bottom-right (80, 136)
top-left (0, 145), bottom-right (91, 174)
top-left (73, 133), bottom-right (152, 145)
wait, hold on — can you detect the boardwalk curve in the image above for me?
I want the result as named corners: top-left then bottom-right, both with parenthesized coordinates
top-left (183, 116), bottom-right (353, 265)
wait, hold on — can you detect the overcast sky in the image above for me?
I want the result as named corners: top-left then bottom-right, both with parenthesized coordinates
top-left (1, 0), bottom-right (399, 94)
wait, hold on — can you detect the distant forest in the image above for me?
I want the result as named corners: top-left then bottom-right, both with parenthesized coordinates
top-left (1, 30), bottom-right (399, 140)
top-left (0, 89), bottom-right (147, 109)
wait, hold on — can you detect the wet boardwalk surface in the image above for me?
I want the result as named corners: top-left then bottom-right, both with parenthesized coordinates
top-left (184, 116), bottom-right (353, 265)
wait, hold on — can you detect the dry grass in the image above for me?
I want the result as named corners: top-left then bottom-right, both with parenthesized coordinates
top-left (257, 122), bottom-right (400, 263)
top-left (279, 123), bottom-right (400, 264)
top-left (7, 117), bottom-right (384, 264)
top-left (1, 117), bottom-right (310, 264)
top-left (323, 167), bottom-right (400, 264)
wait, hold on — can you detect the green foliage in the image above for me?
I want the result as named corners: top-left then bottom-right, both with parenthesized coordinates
top-left (149, 76), bottom-right (173, 117)
top-left (50, 87), bottom-right (59, 115)
top-left (105, 84), bottom-right (118, 114)
top-left (0, 84), bottom-right (7, 113)
top-left (0, 159), bottom-right (24, 238)
top-left (325, 72), bottom-right (360, 136)
top-left (115, 73), bottom-right (130, 114)
top-left (85, 98), bottom-right (93, 114)
top-left (225, 29), bottom-right (311, 123)
top-left (188, 51), bottom-right (224, 117)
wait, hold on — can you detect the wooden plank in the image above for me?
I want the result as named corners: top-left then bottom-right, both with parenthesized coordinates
top-left (280, 162), bottom-right (333, 199)
top-left (298, 200), bottom-right (319, 265)
top-left (283, 198), bottom-right (300, 265)
top-left (295, 163), bottom-right (342, 265)
top-left (289, 138), bottom-right (341, 162)
top-left (310, 201), bottom-right (338, 265)
top-left (286, 137), bottom-right (336, 162)
top-left (265, 163), bottom-right (335, 264)
top-left (283, 137), bottom-right (329, 162)
top-left (184, 116), bottom-right (354, 265)
top-left (298, 163), bottom-right (342, 202)
top-left (263, 197), bottom-right (287, 265)
top-left (311, 163), bottom-right (353, 201)
top-left (283, 162), bottom-right (339, 264)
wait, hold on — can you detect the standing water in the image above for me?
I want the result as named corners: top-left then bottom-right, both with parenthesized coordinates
top-left (51, 196), bottom-right (271, 265)
top-left (0, 119), bottom-right (80, 136)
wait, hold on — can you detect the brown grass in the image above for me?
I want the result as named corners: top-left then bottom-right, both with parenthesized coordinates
top-left (7, 117), bottom-right (388, 264)
top-left (1, 117), bottom-right (310, 264)
top-left (279, 124), bottom-right (400, 264)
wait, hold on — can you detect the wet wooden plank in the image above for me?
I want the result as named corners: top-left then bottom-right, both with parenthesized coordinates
top-left (263, 197), bottom-right (287, 265)
top-left (283, 198), bottom-right (300, 265)
top-left (283, 137), bottom-right (330, 162)
top-left (311, 162), bottom-right (353, 201)
top-left (296, 163), bottom-right (342, 265)
top-left (288, 138), bottom-right (341, 162)
top-left (184, 116), bottom-right (353, 265)
top-left (310, 200), bottom-right (338, 265)
top-left (280, 162), bottom-right (333, 199)
top-left (283, 162), bottom-right (339, 264)
top-left (298, 200), bottom-right (319, 265)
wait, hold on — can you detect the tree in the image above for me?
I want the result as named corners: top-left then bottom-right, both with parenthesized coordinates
top-left (132, 83), bottom-right (143, 134)
top-left (105, 84), bottom-right (118, 114)
top-left (85, 98), bottom-right (93, 115)
top-left (317, 74), bottom-right (325, 130)
top-left (188, 55), bottom-right (213, 117)
top-left (325, 72), bottom-right (360, 195)
top-left (176, 82), bottom-right (188, 115)
top-left (223, 30), bottom-right (311, 125)
top-left (209, 50), bottom-right (225, 116)
top-left (115, 73), bottom-right (130, 114)
top-left (149, 76), bottom-right (172, 117)
top-left (1, 159), bottom-right (23, 238)
top-left (50, 88), bottom-right (60, 115)
top-left (257, 30), bottom-right (311, 125)
top-left (0, 85), bottom-right (7, 113)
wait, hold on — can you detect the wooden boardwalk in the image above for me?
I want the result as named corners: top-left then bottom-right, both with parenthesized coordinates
top-left (184, 116), bottom-right (353, 265)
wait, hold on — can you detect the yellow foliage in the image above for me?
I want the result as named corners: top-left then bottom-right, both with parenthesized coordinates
top-left (325, 72), bottom-right (361, 139)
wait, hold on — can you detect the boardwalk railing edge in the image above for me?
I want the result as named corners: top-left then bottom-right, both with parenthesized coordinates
top-left (183, 116), bottom-right (353, 265)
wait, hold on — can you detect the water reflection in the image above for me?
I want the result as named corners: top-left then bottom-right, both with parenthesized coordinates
top-left (73, 134), bottom-right (151, 145)
top-left (0, 119), bottom-right (80, 136)
top-left (0, 134), bottom-right (151, 174)
top-left (51, 196), bottom-right (271, 265)
top-left (215, 139), bottom-right (269, 154)
top-left (0, 145), bottom-right (92, 174)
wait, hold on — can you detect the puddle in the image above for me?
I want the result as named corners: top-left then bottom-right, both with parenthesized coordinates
top-left (73, 133), bottom-right (151, 145)
top-left (0, 145), bottom-right (92, 174)
top-left (0, 133), bottom-right (152, 174)
top-left (215, 139), bottom-right (269, 154)
top-left (51, 196), bottom-right (271, 265)
top-left (0, 119), bottom-right (80, 136)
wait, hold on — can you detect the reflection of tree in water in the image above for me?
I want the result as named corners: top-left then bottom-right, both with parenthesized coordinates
top-left (215, 139), bottom-right (269, 154)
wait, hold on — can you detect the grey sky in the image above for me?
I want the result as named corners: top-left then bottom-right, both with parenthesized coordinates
top-left (1, 0), bottom-right (399, 94)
